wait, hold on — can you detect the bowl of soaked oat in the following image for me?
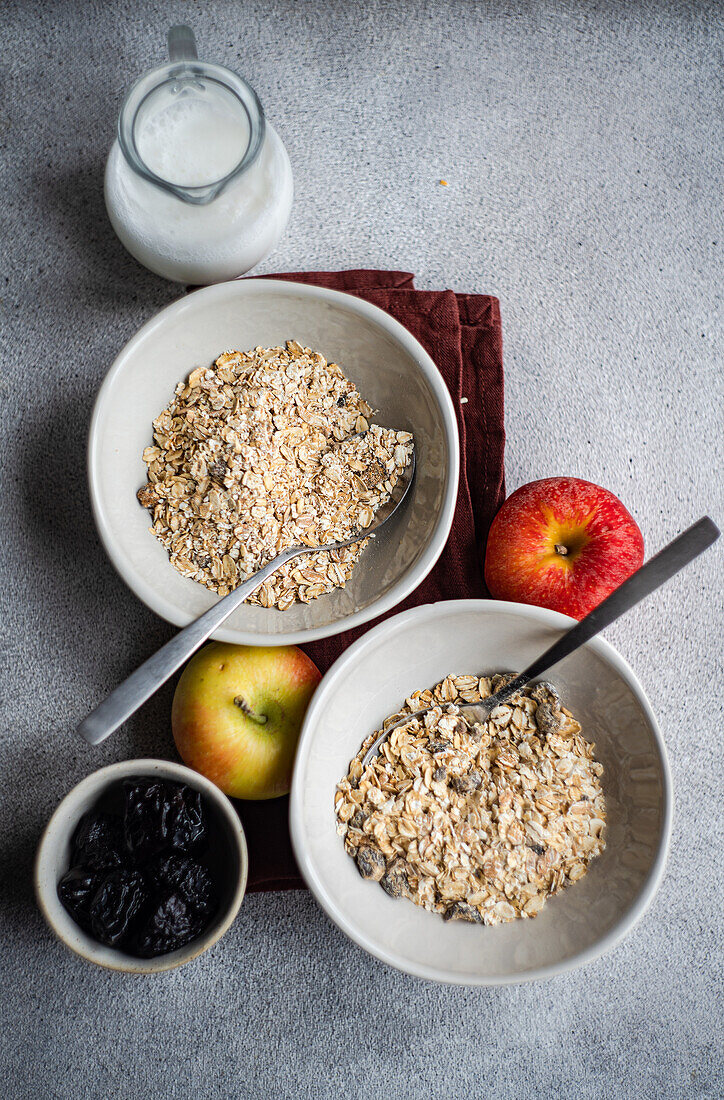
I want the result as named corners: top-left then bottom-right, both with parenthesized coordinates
top-left (289, 600), bottom-right (672, 984)
top-left (88, 279), bottom-right (458, 644)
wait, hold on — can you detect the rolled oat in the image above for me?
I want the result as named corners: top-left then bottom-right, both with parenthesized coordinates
top-left (335, 674), bottom-right (606, 925)
top-left (137, 342), bottom-right (413, 608)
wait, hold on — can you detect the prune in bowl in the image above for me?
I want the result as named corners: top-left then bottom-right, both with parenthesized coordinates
top-left (133, 852), bottom-right (220, 958)
top-left (123, 779), bottom-right (207, 860)
top-left (35, 760), bottom-right (248, 973)
top-left (57, 867), bottom-right (106, 934)
top-left (71, 810), bottom-right (124, 870)
top-left (89, 869), bottom-right (148, 948)
top-left (145, 853), bottom-right (218, 921)
top-left (135, 893), bottom-right (207, 958)
top-left (54, 778), bottom-right (222, 957)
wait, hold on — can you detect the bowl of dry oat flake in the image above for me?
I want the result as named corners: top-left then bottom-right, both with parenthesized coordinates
top-left (290, 600), bottom-right (672, 984)
top-left (88, 279), bottom-right (458, 644)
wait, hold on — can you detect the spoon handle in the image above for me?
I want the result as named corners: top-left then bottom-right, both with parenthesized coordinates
top-left (76, 546), bottom-right (304, 746)
top-left (76, 451), bottom-right (417, 748)
top-left (501, 516), bottom-right (720, 698)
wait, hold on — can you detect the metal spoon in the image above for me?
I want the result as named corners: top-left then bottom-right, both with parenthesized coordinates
top-left (78, 449), bottom-right (416, 746)
top-left (361, 515), bottom-right (719, 768)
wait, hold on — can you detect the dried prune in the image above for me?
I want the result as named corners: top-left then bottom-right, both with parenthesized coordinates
top-left (123, 780), bottom-right (207, 860)
top-left (57, 866), bottom-right (105, 932)
top-left (134, 892), bottom-right (205, 958)
top-left (146, 853), bottom-right (217, 921)
top-left (89, 869), bottom-right (147, 947)
top-left (72, 811), bottom-right (124, 871)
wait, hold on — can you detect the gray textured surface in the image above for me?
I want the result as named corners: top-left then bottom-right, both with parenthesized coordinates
top-left (1, 0), bottom-right (723, 1097)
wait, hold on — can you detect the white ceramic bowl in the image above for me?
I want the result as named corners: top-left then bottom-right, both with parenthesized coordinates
top-left (88, 279), bottom-right (459, 645)
top-left (290, 600), bottom-right (672, 985)
top-left (35, 759), bottom-right (248, 972)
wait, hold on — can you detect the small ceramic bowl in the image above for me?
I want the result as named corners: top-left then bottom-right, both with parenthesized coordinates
top-left (88, 278), bottom-right (459, 646)
top-left (290, 600), bottom-right (673, 985)
top-left (35, 759), bottom-right (248, 972)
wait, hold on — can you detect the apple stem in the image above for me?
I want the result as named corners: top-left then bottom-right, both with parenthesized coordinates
top-left (554, 543), bottom-right (569, 556)
top-left (233, 696), bottom-right (268, 725)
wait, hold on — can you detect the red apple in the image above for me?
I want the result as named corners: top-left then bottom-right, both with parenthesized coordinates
top-left (484, 477), bottom-right (644, 619)
top-left (172, 642), bottom-right (321, 799)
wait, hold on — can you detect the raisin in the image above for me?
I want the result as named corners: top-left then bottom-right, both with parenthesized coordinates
top-left (89, 869), bottom-right (147, 947)
top-left (145, 853), bottom-right (217, 921)
top-left (360, 459), bottom-right (385, 489)
top-left (528, 843), bottom-right (545, 856)
top-left (443, 902), bottom-right (483, 924)
top-left (426, 739), bottom-right (451, 755)
top-left (356, 846), bottom-right (386, 882)
top-left (450, 770), bottom-right (483, 794)
top-left (71, 811), bottom-right (124, 871)
top-left (380, 859), bottom-right (411, 899)
top-left (336, 394), bottom-right (347, 406)
top-left (531, 682), bottom-right (563, 737)
top-left (57, 866), bottom-right (105, 932)
top-left (432, 767), bottom-right (447, 783)
top-left (134, 892), bottom-right (205, 958)
top-left (124, 780), bottom-right (207, 860)
top-left (349, 809), bottom-right (368, 831)
top-left (208, 459), bottom-right (227, 483)
top-left (491, 672), bottom-right (518, 693)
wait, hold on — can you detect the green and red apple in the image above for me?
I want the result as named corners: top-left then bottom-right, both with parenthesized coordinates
top-left (172, 642), bottom-right (321, 799)
top-left (484, 477), bottom-right (644, 619)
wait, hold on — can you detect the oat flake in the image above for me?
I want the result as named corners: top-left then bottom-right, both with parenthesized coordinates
top-left (138, 342), bottom-right (413, 609)
top-left (335, 674), bottom-right (606, 925)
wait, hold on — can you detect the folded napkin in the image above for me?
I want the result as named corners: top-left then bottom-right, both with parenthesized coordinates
top-left (231, 269), bottom-right (506, 891)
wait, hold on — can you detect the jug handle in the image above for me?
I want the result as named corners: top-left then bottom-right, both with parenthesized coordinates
top-left (167, 25), bottom-right (198, 62)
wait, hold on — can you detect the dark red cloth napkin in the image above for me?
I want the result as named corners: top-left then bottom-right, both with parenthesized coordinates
top-left (232, 269), bottom-right (505, 891)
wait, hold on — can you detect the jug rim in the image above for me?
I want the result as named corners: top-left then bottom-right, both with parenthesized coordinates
top-left (117, 58), bottom-right (266, 205)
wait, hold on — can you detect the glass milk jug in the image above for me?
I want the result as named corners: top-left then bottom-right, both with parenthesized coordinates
top-left (104, 26), bottom-right (293, 284)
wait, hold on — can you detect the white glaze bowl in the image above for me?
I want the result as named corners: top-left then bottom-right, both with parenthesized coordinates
top-left (88, 279), bottom-right (459, 644)
top-left (290, 600), bottom-right (672, 985)
top-left (35, 759), bottom-right (248, 972)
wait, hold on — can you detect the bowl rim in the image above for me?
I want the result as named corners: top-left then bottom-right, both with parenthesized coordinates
top-left (34, 758), bottom-right (249, 973)
top-left (289, 598), bottom-right (674, 985)
top-left (87, 278), bottom-right (460, 645)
